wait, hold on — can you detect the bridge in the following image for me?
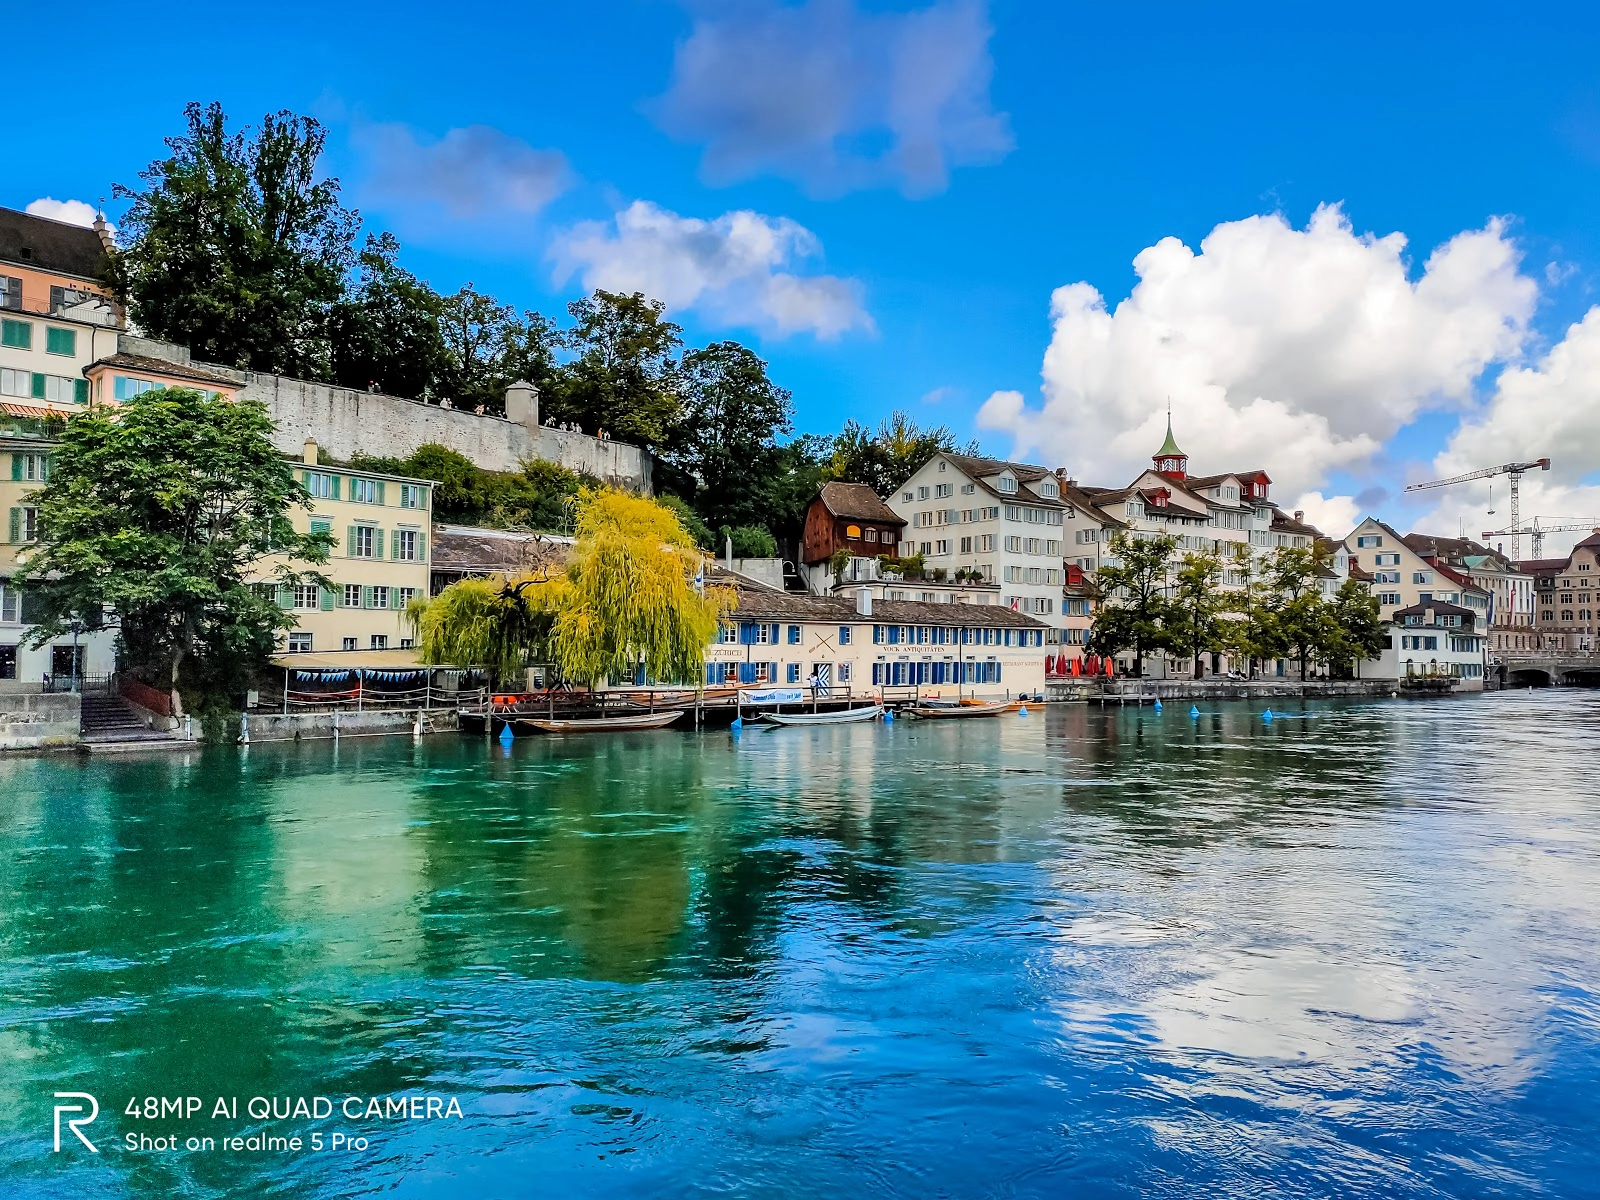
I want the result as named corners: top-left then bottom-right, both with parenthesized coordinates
top-left (1492, 653), bottom-right (1600, 688)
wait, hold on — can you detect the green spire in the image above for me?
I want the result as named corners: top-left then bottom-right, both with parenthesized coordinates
top-left (1156, 414), bottom-right (1184, 459)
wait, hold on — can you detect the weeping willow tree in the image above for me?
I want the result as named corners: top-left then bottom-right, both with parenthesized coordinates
top-left (411, 488), bottom-right (732, 686)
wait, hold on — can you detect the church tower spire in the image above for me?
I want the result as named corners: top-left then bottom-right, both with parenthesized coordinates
top-left (1153, 406), bottom-right (1187, 480)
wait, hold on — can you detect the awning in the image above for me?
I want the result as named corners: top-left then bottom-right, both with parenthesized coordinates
top-left (270, 649), bottom-right (425, 670)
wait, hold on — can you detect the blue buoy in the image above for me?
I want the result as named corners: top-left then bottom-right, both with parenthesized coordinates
top-left (1153, 700), bottom-right (1163, 711)
top-left (498, 722), bottom-right (513, 744)
top-left (883, 709), bottom-right (894, 723)
top-left (1018, 704), bottom-right (1028, 717)
top-left (731, 717), bottom-right (743, 732)
top-left (1190, 705), bottom-right (1200, 717)
top-left (1263, 708), bottom-right (1273, 722)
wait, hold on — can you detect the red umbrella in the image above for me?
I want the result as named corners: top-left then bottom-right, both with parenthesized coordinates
top-left (1104, 657), bottom-right (1116, 678)
top-left (1071, 656), bottom-right (1082, 677)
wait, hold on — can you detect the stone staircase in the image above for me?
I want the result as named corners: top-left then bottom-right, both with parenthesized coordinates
top-left (79, 693), bottom-right (180, 746)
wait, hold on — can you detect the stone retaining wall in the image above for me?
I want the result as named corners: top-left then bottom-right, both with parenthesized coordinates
top-left (0, 692), bottom-right (81, 749)
top-left (243, 708), bottom-right (460, 743)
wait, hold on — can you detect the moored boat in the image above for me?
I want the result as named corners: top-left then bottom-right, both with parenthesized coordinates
top-left (907, 700), bottom-right (1012, 719)
top-left (515, 711), bottom-right (685, 733)
top-left (759, 705), bottom-right (884, 726)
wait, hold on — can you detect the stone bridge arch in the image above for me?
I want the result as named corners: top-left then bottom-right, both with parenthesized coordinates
top-left (1561, 667), bottom-right (1600, 687)
top-left (1505, 667), bottom-right (1554, 688)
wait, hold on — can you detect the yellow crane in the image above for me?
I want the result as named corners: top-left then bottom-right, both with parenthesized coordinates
top-left (1406, 458), bottom-right (1550, 561)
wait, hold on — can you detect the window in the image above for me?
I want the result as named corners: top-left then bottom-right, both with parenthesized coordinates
top-left (787, 624), bottom-right (801, 644)
top-left (902, 491), bottom-right (914, 502)
top-left (1, 319), bottom-right (30, 349)
top-left (839, 625), bottom-right (852, 645)
top-left (935, 540), bottom-right (950, 555)
top-left (310, 518), bottom-right (331, 536)
top-left (372, 587), bottom-right (389, 609)
top-left (846, 524), bottom-right (861, 539)
top-left (1038, 480), bottom-right (1059, 497)
top-left (961, 483), bottom-right (975, 495)
top-left (12, 452), bottom-right (47, 482)
top-left (371, 635), bottom-right (388, 650)
top-left (996, 473), bottom-right (1018, 494)
top-left (960, 536), bottom-right (973, 554)
top-left (393, 528), bottom-right (419, 561)
top-left (0, 276), bottom-right (19, 310)
top-left (344, 584), bottom-right (362, 608)
top-left (33, 374), bottom-right (78, 403)
top-left (45, 327), bottom-right (75, 356)
top-left (113, 375), bottom-right (162, 401)
top-left (787, 662), bottom-right (801, 683)
top-left (11, 506), bottom-right (39, 543)
top-left (935, 483), bottom-right (951, 498)
top-left (864, 528), bottom-right (878, 542)
top-left (400, 638), bottom-right (415, 649)
top-left (1356, 535), bottom-right (1383, 548)
top-left (350, 477), bottom-right (379, 504)
top-left (351, 525), bottom-right (377, 557)
top-left (287, 632), bottom-right (313, 652)
top-left (304, 472), bottom-right (337, 499)
top-left (342, 637), bottom-right (358, 651)
top-left (0, 367), bottom-right (31, 398)
top-left (1378, 592), bottom-right (1401, 606)
top-left (719, 623), bottom-right (738, 643)
top-left (918, 486), bottom-right (929, 500)
top-left (293, 584), bottom-right (319, 610)
top-left (838, 662), bottom-right (852, 682)
top-left (399, 587), bottom-right (418, 607)
top-left (1413, 572), bottom-right (1432, 585)
top-left (979, 535), bottom-right (995, 552)
top-left (399, 483), bottom-right (425, 509)
top-left (1005, 536), bottom-right (1022, 552)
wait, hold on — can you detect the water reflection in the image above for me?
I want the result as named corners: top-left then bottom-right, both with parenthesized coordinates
top-left (0, 694), bottom-right (1596, 1198)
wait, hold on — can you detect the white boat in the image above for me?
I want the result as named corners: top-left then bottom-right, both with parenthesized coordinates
top-left (759, 705), bottom-right (884, 727)
top-left (907, 700), bottom-right (1013, 719)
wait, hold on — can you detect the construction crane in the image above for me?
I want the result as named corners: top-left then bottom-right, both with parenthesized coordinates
top-left (1406, 458), bottom-right (1550, 561)
top-left (1480, 517), bottom-right (1598, 560)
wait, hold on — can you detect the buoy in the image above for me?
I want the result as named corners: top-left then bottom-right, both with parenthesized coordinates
top-left (499, 722), bottom-right (513, 744)
top-left (883, 710), bottom-right (894, 723)
top-left (1190, 706), bottom-right (1200, 717)
top-left (1153, 700), bottom-right (1163, 711)
top-left (1263, 708), bottom-right (1273, 723)
top-left (1018, 704), bottom-right (1028, 716)
top-left (730, 717), bottom-right (743, 732)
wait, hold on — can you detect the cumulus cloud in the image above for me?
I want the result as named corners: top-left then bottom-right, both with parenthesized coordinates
top-left (650, 0), bottom-right (1012, 197)
top-left (551, 200), bottom-right (873, 339)
top-left (978, 204), bottom-right (1539, 503)
top-left (354, 122), bottom-right (571, 218)
top-left (1418, 308), bottom-right (1600, 556)
top-left (26, 197), bottom-right (103, 229)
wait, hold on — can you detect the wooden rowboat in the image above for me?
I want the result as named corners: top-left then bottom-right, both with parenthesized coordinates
top-left (515, 711), bottom-right (685, 733)
top-left (759, 705), bottom-right (884, 727)
top-left (907, 700), bottom-right (1013, 719)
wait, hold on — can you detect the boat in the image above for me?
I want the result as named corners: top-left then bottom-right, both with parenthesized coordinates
top-left (906, 700), bottom-right (1013, 719)
top-left (759, 705), bottom-right (884, 727)
top-left (514, 711), bottom-right (685, 733)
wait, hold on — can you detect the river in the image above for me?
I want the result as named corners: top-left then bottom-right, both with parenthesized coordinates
top-left (2, 694), bottom-right (1597, 1198)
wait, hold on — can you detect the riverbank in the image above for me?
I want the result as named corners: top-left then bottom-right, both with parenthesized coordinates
top-left (1047, 678), bottom-right (1402, 703)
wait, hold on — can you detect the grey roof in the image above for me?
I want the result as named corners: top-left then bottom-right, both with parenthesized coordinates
top-left (430, 526), bottom-right (570, 575)
top-left (0, 207), bottom-right (109, 280)
top-left (88, 352), bottom-right (238, 388)
top-left (817, 481), bottom-right (904, 525)
top-left (728, 585), bottom-right (1049, 628)
top-left (1270, 508), bottom-right (1325, 538)
top-left (1392, 600), bottom-right (1476, 621)
top-left (940, 452), bottom-right (1067, 507)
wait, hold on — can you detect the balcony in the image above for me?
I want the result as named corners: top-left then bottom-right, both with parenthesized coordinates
top-left (0, 291), bottom-right (121, 328)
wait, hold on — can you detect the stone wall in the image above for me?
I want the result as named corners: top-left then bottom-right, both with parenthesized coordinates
top-left (0, 692), bottom-right (81, 750)
top-left (118, 336), bottom-right (653, 493)
top-left (243, 707), bottom-right (460, 742)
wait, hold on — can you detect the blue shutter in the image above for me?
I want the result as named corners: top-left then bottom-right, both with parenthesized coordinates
top-left (739, 622), bottom-right (755, 645)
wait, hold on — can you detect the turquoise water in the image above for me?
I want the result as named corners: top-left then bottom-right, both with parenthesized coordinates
top-left (2, 694), bottom-right (1598, 1198)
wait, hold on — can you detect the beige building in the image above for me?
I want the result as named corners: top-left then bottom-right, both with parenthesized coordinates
top-left (1526, 530), bottom-right (1600, 652)
top-left (262, 441), bottom-right (435, 656)
top-left (1345, 518), bottom-right (1491, 625)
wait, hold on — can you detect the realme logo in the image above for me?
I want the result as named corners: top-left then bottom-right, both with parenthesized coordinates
top-left (53, 1093), bottom-right (99, 1153)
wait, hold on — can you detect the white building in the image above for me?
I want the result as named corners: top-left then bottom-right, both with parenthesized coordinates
top-left (1363, 600), bottom-right (1487, 691)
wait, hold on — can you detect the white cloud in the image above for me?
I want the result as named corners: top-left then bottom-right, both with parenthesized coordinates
top-left (651, 0), bottom-right (1012, 197)
top-left (1290, 491), bottom-right (1362, 540)
top-left (551, 200), bottom-right (873, 340)
top-left (978, 204), bottom-right (1539, 501)
top-left (1419, 307), bottom-right (1600, 557)
top-left (354, 122), bottom-right (571, 218)
top-left (26, 197), bottom-right (104, 229)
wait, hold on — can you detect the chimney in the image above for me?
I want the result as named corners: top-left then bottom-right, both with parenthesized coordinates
top-left (504, 380), bottom-right (539, 428)
top-left (1294, 510), bottom-right (1305, 522)
top-left (856, 588), bottom-right (873, 617)
top-left (93, 207), bottom-right (116, 256)
top-left (725, 534), bottom-right (733, 570)
top-left (303, 438), bottom-right (319, 465)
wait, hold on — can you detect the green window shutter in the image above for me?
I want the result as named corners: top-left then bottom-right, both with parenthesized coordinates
top-left (320, 586), bottom-right (335, 611)
top-left (361, 585), bottom-right (374, 610)
top-left (276, 584), bottom-right (293, 609)
top-left (30, 373), bottom-right (45, 399)
top-left (7, 508), bottom-right (17, 543)
top-left (9, 455), bottom-right (19, 482)
top-left (46, 327), bottom-right (75, 355)
top-left (73, 378), bottom-right (88, 404)
top-left (416, 532), bottom-right (426, 562)
top-left (331, 475), bottom-right (340, 500)
top-left (389, 587), bottom-right (401, 611)
top-left (301, 470), bottom-right (311, 489)
top-left (347, 526), bottom-right (357, 558)
top-left (375, 480), bottom-right (385, 506)
top-left (374, 529), bottom-right (384, 560)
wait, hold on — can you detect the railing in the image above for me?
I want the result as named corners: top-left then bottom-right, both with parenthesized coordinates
top-left (43, 671), bottom-right (113, 694)
top-left (253, 682), bottom-right (488, 713)
top-left (0, 294), bottom-right (120, 326)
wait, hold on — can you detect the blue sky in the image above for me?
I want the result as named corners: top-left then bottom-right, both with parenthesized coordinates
top-left (7, 1), bottom-right (1600, 541)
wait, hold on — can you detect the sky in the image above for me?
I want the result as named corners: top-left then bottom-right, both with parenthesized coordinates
top-left (6, 0), bottom-right (1600, 551)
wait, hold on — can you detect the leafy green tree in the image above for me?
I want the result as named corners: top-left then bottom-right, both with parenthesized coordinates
top-left (673, 341), bottom-right (794, 531)
top-left (1219, 545), bottom-right (1282, 678)
top-left (1087, 532), bottom-right (1177, 676)
top-left (1327, 578), bottom-right (1387, 677)
top-left (657, 494), bottom-right (714, 549)
top-left (437, 284), bottom-right (521, 412)
top-left (399, 444), bottom-right (484, 517)
top-left (329, 232), bottom-right (449, 399)
top-left (1265, 545), bottom-right (1334, 681)
top-left (14, 388), bottom-right (332, 702)
top-left (112, 102), bottom-right (357, 378)
top-left (824, 411), bottom-right (973, 497)
top-left (555, 290), bottom-right (684, 449)
top-left (720, 526), bottom-right (778, 558)
top-left (1166, 550), bottom-right (1227, 677)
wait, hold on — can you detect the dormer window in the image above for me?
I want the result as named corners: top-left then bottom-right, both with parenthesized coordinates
top-left (1038, 480), bottom-right (1059, 498)
top-left (996, 473), bottom-right (1017, 494)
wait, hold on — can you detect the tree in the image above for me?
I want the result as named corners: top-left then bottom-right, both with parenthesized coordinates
top-left (1166, 550), bottom-right (1227, 677)
top-left (556, 291), bottom-right (684, 449)
top-left (1219, 545), bottom-right (1281, 678)
top-left (14, 388), bottom-right (332, 702)
top-left (1087, 532), bottom-right (1177, 676)
top-left (824, 411), bottom-right (973, 497)
top-left (672, 341), bottom-right (794, 532)
top-left (1265, 545), bottom-right (1334, 681)
top-left (1327, 578), bottom-right (1386, 677)
top-left (329, 233), bottom-right (449, 399)
top-left (720, 526), bottom-right (778, 558)
top-left (412, 489), bottom-right (730, 687)
top-left (437, 284), bottom-right (521, 412)
top-left (112, 102), bottom-right (357, 378)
